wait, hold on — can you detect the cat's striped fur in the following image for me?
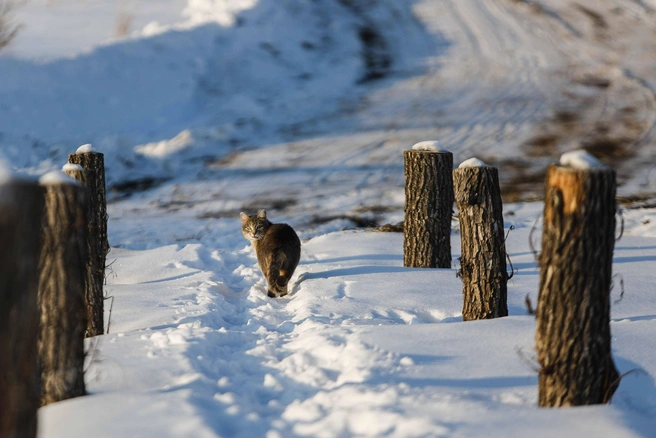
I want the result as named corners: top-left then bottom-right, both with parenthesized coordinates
top-left (240, 209), bottom-right (301, 298)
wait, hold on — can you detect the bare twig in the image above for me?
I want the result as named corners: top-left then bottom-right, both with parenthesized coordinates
top-left (83, 337), bottom-right (101, 374)
top-left (605, 368), bottom-right (647, 404)
top-left (611, 274), bottom-right (625, 304)
top-left (516, 346), bottom-right (540, 373)
top-left (104, 292), bottom-right (115, 334)
top-left (506, 252), bottom-right (516, 279)
top-left (525, 293), bottom-right (536, 315)
top-left (615, 207), bottom-right (625, 242)
top-left (105, 258), bottom-right (118, 284)
top-left (504, 224), bottom-right (516, 242)
top-left (504, 225), bottom-right (517, 279)
top-left (529, 214), bottom-right (542, 262)
top-left (83, 336), bottom-right (126, 386)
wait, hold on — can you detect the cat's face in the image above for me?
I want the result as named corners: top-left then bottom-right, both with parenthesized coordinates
top-left (240, 210), bottom-right (270, 241)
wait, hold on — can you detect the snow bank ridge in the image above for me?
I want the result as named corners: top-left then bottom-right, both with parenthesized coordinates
top-left (183, 0), bottom-right (259, 27)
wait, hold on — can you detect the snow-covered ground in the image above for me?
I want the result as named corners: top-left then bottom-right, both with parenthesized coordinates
top-left (3, 0), bottom-right (656, 207)
top-left (1, 0), bottom-right (656, 436)
top-left (40, 204), bottom-right (656, 437)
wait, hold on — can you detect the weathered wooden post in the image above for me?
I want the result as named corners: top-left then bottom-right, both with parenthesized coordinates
top-left (453, 158), bottom-right (508, 320)
top-left (404, 141), bottom-right (454, 268)
top-left (66, 145), bottom-right (108, 337)
top-left (38, 171), bottom-right (88, 406)
top-left (536, 150), bottom-right (619, 407)
top-left (0, 173), bottom-right (44, 438)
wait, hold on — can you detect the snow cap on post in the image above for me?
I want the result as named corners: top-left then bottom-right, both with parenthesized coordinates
top-left (559, 150), bottom-right (604, 170)
top-left (458, 157), bottom-right (488, 168)
top-left (62, 163), bottom-right (84, 172)
top-left (39, 170), bottom-right (81, 186)
top-left (412, 141), bottom-right (448, 152)
top-left (76, 144), bottom-right (95, 154)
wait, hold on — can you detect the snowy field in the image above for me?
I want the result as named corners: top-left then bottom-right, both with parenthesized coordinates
top-left (38, 205), bottom-right (656, 438)
top-left (1, 0), bottom-right (656, 437)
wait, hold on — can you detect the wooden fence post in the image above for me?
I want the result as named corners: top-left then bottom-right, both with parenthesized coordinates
top-left (66, 145), bottom-right (108, 337)
top-left (536, 151), bottom-right (619, 407)
top-left (453, 159), bottom-right (508, 320)
top-left (404, 141), bottom-right (454, 268)
top-left (0, 177), bottom-right (44, 438)
top-left (38, 171), bottom-right (88, 406)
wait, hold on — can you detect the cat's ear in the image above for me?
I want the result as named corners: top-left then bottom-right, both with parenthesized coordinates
top-left (257, 209), bottom-right (267, 219)
top-left (240, 212), bottom-right (249, 222)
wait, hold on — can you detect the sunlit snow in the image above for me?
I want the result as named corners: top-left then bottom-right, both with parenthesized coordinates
top-left (560, 149), bottom-right (605, 170)
top-left (458, 157), bottom-right (488, 168)
top-left (0, 0), bottom-right (655, 437)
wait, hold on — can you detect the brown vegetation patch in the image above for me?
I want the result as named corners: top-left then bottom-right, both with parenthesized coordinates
top-left (205, 152), bottom-right (242, 168)
top-left (617, 193), bottom-right (656, 207)
top-left (523, 134), bottom-right (560, 157)
top-left (109, 177), bottom-right (169, 200)
top-left (353, 205), bottom-right (399, 214)
top-left (498, 158), bottom-right (532, 172)
top-left (114, 9), bottom-right (134, 38)
top-left (508, 0), bottom-right (546, 15)
top-left (575, 76), bottom-right (611, 89)
top-left (373, 222), bottom-right (404, 233)
top-left (620, 106), bottom-right (637, 115)
top-left (197, 210), bottom-right (239, 219)
top-left (501, 167), bottom-right (546, 203)
top-left (554, 109), bottom-right (579, 123)
top-left (581, 136), bottom-right (635, 161)
top-left (489, 157), bottom-right (546, 202)
top-left (575, 4), bottom-right (608, 29)
top-left (306, 214), bottom-right (379, 229)
top-left (0, 1), bottom-right (22, 51)
top-left (243, 198), bottom-right (298, 212)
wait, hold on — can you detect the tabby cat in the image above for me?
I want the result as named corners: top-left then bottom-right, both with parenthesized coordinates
top-left (240, 209), bottom-right (301, 298)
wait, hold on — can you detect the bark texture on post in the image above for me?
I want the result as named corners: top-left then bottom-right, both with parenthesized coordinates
top-left (0, 181), bottom-right (44, 438)
top-left (65, 154), bottom-right (108, 337)
top-left (403, 150), bottom-right (453, 268)
top-left (38, 181), bottom-right (88, 406)
top-left (453, 166), bottom-right (508, 320)
top-left (536, 163), bottom-right (619, 407)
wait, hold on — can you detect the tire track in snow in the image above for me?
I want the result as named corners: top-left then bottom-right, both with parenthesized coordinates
top-left (204, 0), bottom-right (556, 226)
top-left (500, 0), bottom-right (656, 194)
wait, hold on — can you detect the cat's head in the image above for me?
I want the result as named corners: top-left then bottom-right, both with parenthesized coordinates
top-left (240, 209), bottom-right (271, 241)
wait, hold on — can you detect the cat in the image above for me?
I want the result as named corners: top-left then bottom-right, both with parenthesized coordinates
top-left (240, 209), bottom-right (301, 298)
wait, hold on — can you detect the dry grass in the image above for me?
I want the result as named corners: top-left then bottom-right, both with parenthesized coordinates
top-left (575, 3), bottom-right (608, 29)
top-left (0, 0), bottom-right (22, 51)
top-left (114, 9), bottom-right (134, 38)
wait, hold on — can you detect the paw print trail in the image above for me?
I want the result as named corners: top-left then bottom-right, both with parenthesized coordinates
top-left (95, 233), bottom-right (311, 437)
top-left (162, 241), bottom-right (313, 437)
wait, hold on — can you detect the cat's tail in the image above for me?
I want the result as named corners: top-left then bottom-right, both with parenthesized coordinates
top-left (267, 254), bottom-right (292, 298)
